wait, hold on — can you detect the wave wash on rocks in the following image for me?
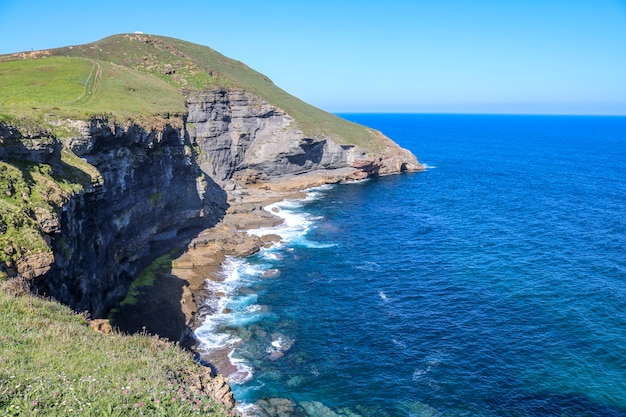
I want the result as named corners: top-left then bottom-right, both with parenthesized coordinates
top-left (0, 33), bottom-right (422, 410)
top-left (2, 88), bottom-right (420, 312)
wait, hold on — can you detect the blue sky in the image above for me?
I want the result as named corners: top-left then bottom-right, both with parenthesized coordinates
top-left (1, 0), bottom-right (625, 114)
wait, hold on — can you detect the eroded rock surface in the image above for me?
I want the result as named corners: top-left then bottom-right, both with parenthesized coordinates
top-left (2, 86), bottom-right (421, 411)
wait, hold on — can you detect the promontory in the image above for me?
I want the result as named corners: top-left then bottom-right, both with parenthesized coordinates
top-left (0, 33), bottom-right (421, 414)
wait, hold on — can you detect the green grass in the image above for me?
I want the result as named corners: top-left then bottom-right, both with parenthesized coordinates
top-left (0, 33), bottom-right (384, 150)
top-left (117, 253), bottom-right (172, 308)
top-left (0, 56), bottom-right (186, 126)
top-left (0, 284), bottom-right (232, 416)
top-left (0, 58), bottom-right (94, 108)
top-left (0, 155), bottom-right (99, 271)
top-left (73, 61), bottom-right (186, 119)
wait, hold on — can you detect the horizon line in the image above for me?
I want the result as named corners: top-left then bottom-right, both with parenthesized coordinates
top-left (332, 111), bottom-right (626, 117)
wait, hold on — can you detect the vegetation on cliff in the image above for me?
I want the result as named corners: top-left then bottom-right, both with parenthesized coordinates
top-left (0, 281), bottom-right (232, 416)
top-left (0, 33), bottom-right (381, 149)
top-left (0, 34), bottom-right (420, 415)
top-left (0, 33), bottom-right (410, 281)
top-left (0, 152), bottom-right (98, 279)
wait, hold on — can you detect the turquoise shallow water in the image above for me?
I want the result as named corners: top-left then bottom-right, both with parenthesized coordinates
top-left (196, 114), bottom-right (626, 416)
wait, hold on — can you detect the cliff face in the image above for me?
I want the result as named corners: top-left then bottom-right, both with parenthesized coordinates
top-left (187, 90), bottom-right (360, 183)
top-left (187, 89), bottom-right (421, 187)
top-left (2, 89), bottom-right (420, 318)
top-left (29, 119), bottom-right (227, 317)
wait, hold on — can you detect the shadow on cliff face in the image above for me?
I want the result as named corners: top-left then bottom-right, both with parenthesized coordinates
top-left (27, 123), bottom-right (230, 348)
top-left (106, 168), bottom-right (229, 349)
top-left (110, 258), bottom-right (194, 348)
top-left (103, 129), bottom-right (231, 347)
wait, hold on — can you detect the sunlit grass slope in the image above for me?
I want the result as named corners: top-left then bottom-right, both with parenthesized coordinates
top-left (0, 285), bottom-right (231, 416)
top-left (0, 56), bottom-right (185, 124)
top-left (0, 33), bottom-right (382, 149)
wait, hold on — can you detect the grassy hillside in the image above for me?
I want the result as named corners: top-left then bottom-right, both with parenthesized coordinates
top-left (0, 33), bottom-right (381, 149)
top-left (0, 55), bottom-right (186, 127)
top-left (0, 282), bottom-right (231, 416)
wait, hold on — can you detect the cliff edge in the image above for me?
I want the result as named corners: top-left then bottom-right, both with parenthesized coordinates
top-left (0, 33), bottom-right (422, 408)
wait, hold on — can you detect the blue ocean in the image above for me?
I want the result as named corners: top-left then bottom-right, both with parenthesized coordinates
top-left (196, 114), bottom-right (626, 416)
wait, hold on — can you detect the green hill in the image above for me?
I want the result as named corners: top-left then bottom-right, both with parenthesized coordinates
top-left (0, 35), bottom-right (418, 415)
top-left (0, 33), bottom-right (380, 149)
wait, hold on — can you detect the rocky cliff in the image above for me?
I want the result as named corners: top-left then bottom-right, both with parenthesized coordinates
top-left (41, 120), bottom-right (228, 317)
top-left (1, 117), bottom-right (222, 314)
top-left (2, 90), bottom-right (420, 317)
top-left (187, 89), bottom-right (420, 186)
top-left (1, 33), bottom-right (422, 409)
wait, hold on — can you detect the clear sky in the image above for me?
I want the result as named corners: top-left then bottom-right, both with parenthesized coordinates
top-left (1, 0), bottom-right (625, 114)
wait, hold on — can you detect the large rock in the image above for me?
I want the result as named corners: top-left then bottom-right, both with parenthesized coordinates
top-left (0, 124), bottom-right (62, 164)
top-left (189, 371), bottom-right (235, 408)
top-left (187, 89), bottom-right (421, 186)
top-left (189, 89), bottom-right (332, 182)
top-left (254, 397), bottom-right (307, 417)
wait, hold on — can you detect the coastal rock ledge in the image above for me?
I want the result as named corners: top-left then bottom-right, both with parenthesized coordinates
top-left (1, 71), bottom-right (421, 410)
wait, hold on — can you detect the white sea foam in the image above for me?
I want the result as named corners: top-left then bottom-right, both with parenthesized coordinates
top-left (412, 368), bottom-right (427, 382)
top-left (264, 252), bottom-right (282, 261)
top-left (392, 338), bottom-right (407, 348)
top-left (357, 261), bottom-right (382, 272)
top-left (294, 236), bottom-right (337, 249)
top-left (247, 202), bottom-right (312, 244)
top-left (221, 256), bottom-right (243, 281)
top-left (195, 324), bottom-right (238, 350)
top-left (236, 402), bottom-right (262, 417)
top-left (379, 290), bottom-right (389, 301)
top-left (195, 309), bottom-right (238, 348)
top-left (248, 188), bottom-right (333, 248)
top-left (195, 256), bottom-right (260, 382)
top-left (305, 183), bottom-right (335, 200)
top-left (228, 309), bottom-right (264, 326)
top-left (197, 185), bottom-right (333, 394)
top-left (195, 256), bottom-right (267, 367)
top-left (228, 350), bottom-right (255, 384)
top-left (422, 163), bottom-right (436, 170)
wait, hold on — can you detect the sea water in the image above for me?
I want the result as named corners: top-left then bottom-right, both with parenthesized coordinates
top-left (195, 114), bottom-right (626, 416)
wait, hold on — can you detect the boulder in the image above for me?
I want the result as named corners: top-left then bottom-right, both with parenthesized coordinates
top-left (89, 318), bottom-right (113, 334)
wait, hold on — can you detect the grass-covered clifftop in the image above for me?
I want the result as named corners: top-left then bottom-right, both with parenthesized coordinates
top-left (0, 35), bottom-right (411, 415)
top-left (0, 33), bottom-right (380, 148)
top-left (0, 55), bottom-right (186, 124)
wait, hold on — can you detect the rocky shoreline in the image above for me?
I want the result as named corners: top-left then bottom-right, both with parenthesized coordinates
top-left (2, 110), bottom-right (421, 411)
top-left (116, 169), bottom-right (369, 407)
top-left (2, 34), bottom-right (423, 414)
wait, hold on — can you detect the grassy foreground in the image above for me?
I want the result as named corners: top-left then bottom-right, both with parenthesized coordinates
top-left (0, 281), bottom-right (233, 416)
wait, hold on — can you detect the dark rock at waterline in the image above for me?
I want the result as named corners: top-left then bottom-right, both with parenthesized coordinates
top-left (254, 397), bottom-right (307, 417)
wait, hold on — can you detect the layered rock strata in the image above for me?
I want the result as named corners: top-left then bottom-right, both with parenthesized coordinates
top-left (187, 90), bottom-right (421, 187)
top-left (1, 88), bottom-right (421, 408)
